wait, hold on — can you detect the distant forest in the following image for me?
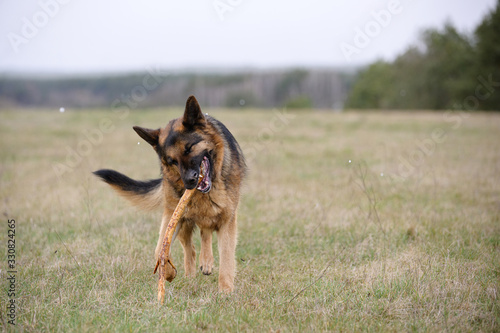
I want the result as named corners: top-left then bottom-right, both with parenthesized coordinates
top-left (0, 69), bottom-right (354, 110)
top-left (346, 0), bottom-right (500, 111)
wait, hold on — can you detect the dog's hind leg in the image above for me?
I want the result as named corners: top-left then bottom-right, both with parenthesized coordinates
top-left (217, 215), bottom-right (237, 293)
top-left (199, 228), bottom-right (214, 275)
top-left (177, 220), bottom-right (197, 278)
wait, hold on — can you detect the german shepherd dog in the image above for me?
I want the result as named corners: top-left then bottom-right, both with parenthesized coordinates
top-left (94, 96), bottom-right (246, 293)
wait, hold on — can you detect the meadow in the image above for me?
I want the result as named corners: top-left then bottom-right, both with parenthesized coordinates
top-left (0, 108), bottom-right (499, 332)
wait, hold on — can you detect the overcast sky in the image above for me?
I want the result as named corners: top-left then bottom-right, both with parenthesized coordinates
top-left (0, 0), bottom-right (496, 75)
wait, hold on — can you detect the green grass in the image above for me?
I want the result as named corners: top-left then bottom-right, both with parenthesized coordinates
top-left (1, 108), bottom-right (499, 332)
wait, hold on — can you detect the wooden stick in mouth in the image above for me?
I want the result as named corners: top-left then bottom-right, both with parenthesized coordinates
top-left (154, 165), bottom-right (205, 304)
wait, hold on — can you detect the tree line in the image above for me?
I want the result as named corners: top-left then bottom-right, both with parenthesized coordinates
top-left (0, 69), bottom-right (352, 110)
top-left (345, 1), bottom-right (500, 111)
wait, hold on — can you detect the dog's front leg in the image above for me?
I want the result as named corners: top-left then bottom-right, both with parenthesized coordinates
top-left (177, 220), bottom-right (197, 277)
top-left (155, 209), bottom-right (177, 261)
top-left (217, 215), bottom-right (237, 293)
top-left (199, 228), bottom-right (214, 275)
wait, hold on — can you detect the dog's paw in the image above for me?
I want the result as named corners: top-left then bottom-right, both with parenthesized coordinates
top-left (218, 281), bottom-right (234, 293)
top-left (199, 260), bottom-right (214, 275)
top-left (185, 266), bottom-right (197, 278)
top-left (199, 251), bottom-right (214, 275)
top-left (199, 264), bottom-right (213, 275)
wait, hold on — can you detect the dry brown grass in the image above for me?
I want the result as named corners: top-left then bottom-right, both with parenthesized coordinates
top-left (0, 108), bottom-right (499, 332)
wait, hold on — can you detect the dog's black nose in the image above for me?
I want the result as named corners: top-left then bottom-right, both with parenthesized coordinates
top-left (184, 170), bottom-right (199, 188)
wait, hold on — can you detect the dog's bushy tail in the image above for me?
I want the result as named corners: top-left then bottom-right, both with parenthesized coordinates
top-left (93, 169), bottom-right (164, 211)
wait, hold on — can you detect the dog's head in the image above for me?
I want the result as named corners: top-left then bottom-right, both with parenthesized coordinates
top-left (133, 96), bottom-right (218, 193)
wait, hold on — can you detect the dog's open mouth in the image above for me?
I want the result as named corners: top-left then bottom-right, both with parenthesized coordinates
top-left (197, 156), bottom-right (212, 193)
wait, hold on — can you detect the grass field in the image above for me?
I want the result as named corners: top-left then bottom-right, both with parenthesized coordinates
top-left (1, 108), bottom-right (499, 332)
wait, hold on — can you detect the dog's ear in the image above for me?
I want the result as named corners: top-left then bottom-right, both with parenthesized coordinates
top-left (133, 126), bottom-right (160, 147)
top-left (182, 95), bottom-right (206, 129)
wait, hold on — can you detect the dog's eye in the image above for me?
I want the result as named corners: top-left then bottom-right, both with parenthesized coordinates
top-left (184, 144), bottom-right (193, 155)
top-left (165, 157), bottom-right (177, 166)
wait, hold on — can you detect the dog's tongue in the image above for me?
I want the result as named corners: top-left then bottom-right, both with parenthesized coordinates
top-left (197, 156), bottom-right (212, 193)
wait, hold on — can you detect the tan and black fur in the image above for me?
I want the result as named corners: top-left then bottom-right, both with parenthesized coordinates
top-left (94, 96), bottom-right (246, 293)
